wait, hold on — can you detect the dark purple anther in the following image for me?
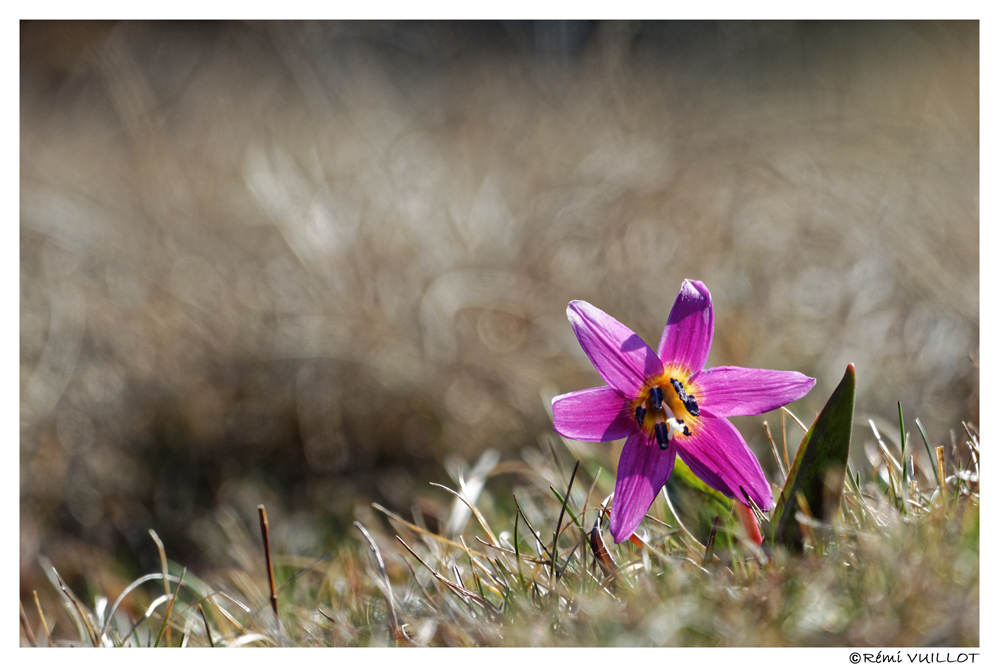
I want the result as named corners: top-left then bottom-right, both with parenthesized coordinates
top-left (670, 378), bottom-right (686, 400)
top-left (635, 406), bottom-right (646, 426)
top-left (671, 378), bottom-right (700, 416)
top-left (649, 386), bottom-right (663, 411)
top-left (654, 422), bottom-right (669, 449)
top-left (684, 396), bottom-right (700, 417)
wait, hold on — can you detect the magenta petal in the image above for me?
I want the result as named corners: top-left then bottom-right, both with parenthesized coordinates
top-left (692, 366), bottom-right (816, 418)
top-left (609, 429), bottom-right (676, 543)
top-left (552, 386), bottom-right (634, 442)
top-left (674, 417), bottom-right (774, 511)
top-left (567, 301), bottom-right (663, 398)
top-left (656, 280), bottom-right (714, 373)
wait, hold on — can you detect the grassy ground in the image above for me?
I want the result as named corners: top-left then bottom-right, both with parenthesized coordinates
top-left (20, 408), bottom-right (978, 647)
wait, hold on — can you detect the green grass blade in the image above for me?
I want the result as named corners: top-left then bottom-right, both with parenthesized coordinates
top-left (915, 417), bottom-right (936, 484)
top-left (898, 402), bottom-right (907, 485)
top-left (769, 364), bottom-right (856, 550)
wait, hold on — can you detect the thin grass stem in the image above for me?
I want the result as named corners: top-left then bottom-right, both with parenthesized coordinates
top-left (149, 529), bottom-right (171, 646)
top-left (355, 522), bottom-right (404, 643)
top-left (430, 483), bottom-right (501, 547)
top-left (763, 420), bottom-right (787, 481)
top-left (781, 406), bottom-right (809, 434)
top-left (154, 567), bottom-right (186, 647)
top-left (512, 494), bottom-right (554, 564)
top-left (197, 603), bottom-right (215, 647)
top-left (781, 410), bottom-right (791, 472)
top-left (20, 600), bottom-right (37, 647)
top-left (33, 590), bottom-right (52, 647)
top-left (53, 568), bottom-right (98, 646)
top-left (702, 517), bottom-right (720, 568)
top-left (372, 502), bottom-right (492, 559)
top-left (257, 505), bottom-right (280, 623)
top-left (550, 460), bottom-right (580, 580)
top-left (915, 418), bottom-right (937, 483)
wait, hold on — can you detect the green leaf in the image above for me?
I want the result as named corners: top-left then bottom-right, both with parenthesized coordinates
top-left (769, 363), bottom-right (856, 549)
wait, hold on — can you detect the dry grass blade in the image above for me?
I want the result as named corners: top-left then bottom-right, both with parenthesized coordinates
top-left (399, 552), bottom-right (442, 612)
top-left (20, 600), bottom-right (38, 647)
top-left (396, 536), bottom-right (500, 618)
top-left (869, 420), bottom-right (904, 474)
top-left (33, 590), bottom-right (53, 647)
top-left (459, 535), bottom-right (505, 596)
top-left (763, 420), bottom-right (787, 481)
top-left (781, 410), bottom-right (791, 471)
top-left (781, 406), bottom-right (809, 435)
top-left (962, 422), bottom-right (979, 455)
top-left (430, 482), bottom-right (500, 547)
top-left (935, 446), bottom-right (948, 493)
top-left (354, 521), bottom-right (405, 643)
top-left (472, 536), bottom-right (549, 565)
top-left (373, 502), bottom-right (493, 559)
top-left (206, 592), bottom-right (253, 635)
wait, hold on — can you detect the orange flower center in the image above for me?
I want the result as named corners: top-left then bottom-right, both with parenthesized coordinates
top-left (633, 376), bottom-right (701, 449)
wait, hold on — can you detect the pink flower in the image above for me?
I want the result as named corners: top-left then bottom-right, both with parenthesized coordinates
top-left (552, 280), bottom-right (815, 543)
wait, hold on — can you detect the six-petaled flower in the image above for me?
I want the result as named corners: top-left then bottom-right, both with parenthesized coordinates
top-left (552, 279), bottom-right (815, 543)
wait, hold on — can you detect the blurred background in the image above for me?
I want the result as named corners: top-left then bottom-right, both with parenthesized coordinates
top-left (20, 21), bottom-right (978, 601)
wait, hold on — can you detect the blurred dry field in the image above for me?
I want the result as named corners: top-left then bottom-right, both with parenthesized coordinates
top-left (20, 19), bottom-right (978, 608)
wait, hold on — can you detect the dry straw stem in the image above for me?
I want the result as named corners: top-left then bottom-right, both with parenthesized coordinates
top-left (257, 505), bottom-right (280, 622)
top-left (33, 590), bottom-right (53, 646)
top-left (373, 502), bottom-right (544, 564)
top-left (430, 482), bottom-right (501, 548)
top-left (763, 420), bottom-right (787, 481)
top-left (781, 406), bottom-right (810, 436)
top-left (458, 535), bottom-right (506, 595)
top-left (935, 446), bottom-right (948, 492)
top-left (396, 535), bottom-right (500, 619)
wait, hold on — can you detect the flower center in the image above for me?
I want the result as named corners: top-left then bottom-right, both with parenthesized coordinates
top-left (634, 378), bottom-right (700, 450)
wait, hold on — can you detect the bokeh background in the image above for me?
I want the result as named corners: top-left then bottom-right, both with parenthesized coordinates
top-left (20, 20), bottom-right (978, 601)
